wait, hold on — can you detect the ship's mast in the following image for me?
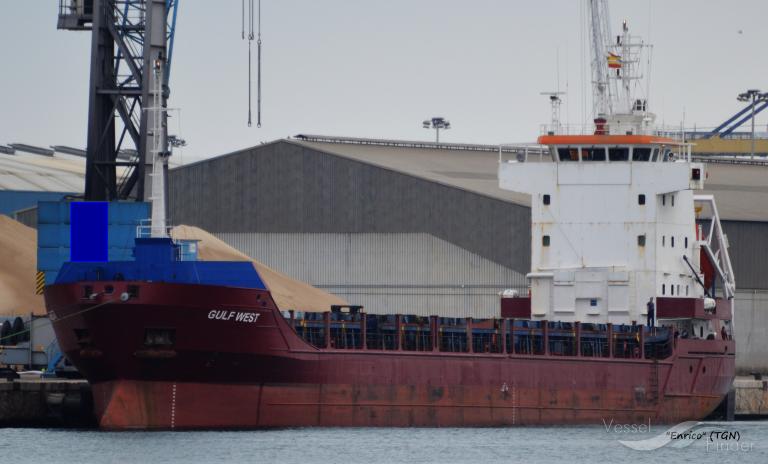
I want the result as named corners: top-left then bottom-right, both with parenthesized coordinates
top-left (148, 57), bottom-right (169, 238)
top-left (586, 0), bottom-right (654, 134)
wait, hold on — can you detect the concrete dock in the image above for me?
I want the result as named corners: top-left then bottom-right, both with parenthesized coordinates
top-left (0, 376), bottom-right (94, 427)
top-left (735, 376), bottom-right (768, 418)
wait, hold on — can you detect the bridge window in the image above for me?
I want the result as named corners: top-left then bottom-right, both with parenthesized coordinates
top-left (671, 195), bottom-right (675, 207)
top-left (543, 194), bottom-right (551, 205)
top-left (662, 194), bottom-right (666, 206)
top-left (638, 194), bottom-right (646, 205)
top-left (558, 147), bottom-right (579, 161)
top-left (637, 235), bottom-right (646, 247)
top-left (633, 147), bottom-right (651, 161)
top-left (662, 236), bottom-right (665, 247)
top-left (662, 284), bottom-right (666, 295)
top-left (671, 236), bottom-right (675, 248)
top-left (542, 235), bottom-right (551, 247)
top-left (671, 284), bottom-right (674, 295)
top-left (608, 147), bottom-right (629, 161)
top-left (582, 146), bottom-right (606, 161)
top-left (685, 237), bottom-right (688, 248)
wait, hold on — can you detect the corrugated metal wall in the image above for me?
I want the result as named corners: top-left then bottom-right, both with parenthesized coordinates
top-left (722, 221), bottom-right (768, 290)
top-left (168, 141), bottom-right (532, 275)
top-left (216, 232), bottom-right (526, 318)
top-left (734, 289), bottom-right (768, 374)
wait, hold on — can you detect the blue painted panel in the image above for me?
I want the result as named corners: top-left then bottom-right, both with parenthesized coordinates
top-left (71, 202), bottom-right (109, 262)
top-left (37, 201), bottom-right (151, 285)
top-left (38, 224), bottom-right (70, 247)
top-left (0, 191), bottom-right (73, 216)
top-left (38, 201), bottom-right (70, 224)
top-left (108, 225), bottom-right (139, 250)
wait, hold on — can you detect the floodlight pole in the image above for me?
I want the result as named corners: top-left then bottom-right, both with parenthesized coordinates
top-left (751, 98), bottom-right (756, 160)
top-left (737, 89), bottom-right (764, 160)
top-left (423, 117), bottom-right (451, 144)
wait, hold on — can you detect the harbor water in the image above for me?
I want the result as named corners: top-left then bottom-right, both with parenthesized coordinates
top-left (2, 422), bottom-right (766, 464)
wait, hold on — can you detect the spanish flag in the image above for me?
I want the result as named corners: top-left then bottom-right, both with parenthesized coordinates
top-left (607, 53), bottom-right (622, 69)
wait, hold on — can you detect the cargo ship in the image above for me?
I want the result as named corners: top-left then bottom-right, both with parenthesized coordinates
top-left (44, 17), bottom-right (736, 429)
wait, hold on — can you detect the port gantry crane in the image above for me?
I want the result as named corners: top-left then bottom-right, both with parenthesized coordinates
top-left (58, 0), bottom-right (179, 204)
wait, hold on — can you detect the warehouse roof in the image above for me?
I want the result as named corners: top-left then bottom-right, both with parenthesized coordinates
top-left (0, 151), bottom-right (85, 192)
top-left (0, 145), bottom-right (152, 193)
top-left (288, 134), bottom-right (768, 222)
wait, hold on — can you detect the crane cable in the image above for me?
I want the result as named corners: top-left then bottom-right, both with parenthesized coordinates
top-left (243, 0), bottom-right (262, 128)
top-left (257, 0), bottom-right (262, 128)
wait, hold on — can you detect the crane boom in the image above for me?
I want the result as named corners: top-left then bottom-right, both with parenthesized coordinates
top-left (586, 0), bottom-right (654, 135)
top-left (588, 0), bottom-right (614, 118)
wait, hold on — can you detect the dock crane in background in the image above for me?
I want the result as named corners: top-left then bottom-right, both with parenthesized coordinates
top-left (58, 0), bottom-right (262, 204)
top-left (57, 0), bottom-right (179, 203)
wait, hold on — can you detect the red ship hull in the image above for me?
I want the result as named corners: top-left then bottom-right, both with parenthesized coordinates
top-left (45, 281), bottom-right (735, 429)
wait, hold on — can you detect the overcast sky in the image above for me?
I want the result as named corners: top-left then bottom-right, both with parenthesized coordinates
top-left (1, 1), bottom-right (766, 163)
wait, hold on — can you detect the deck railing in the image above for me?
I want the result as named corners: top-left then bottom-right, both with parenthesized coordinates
top-left (284, 311), bottom-right (673, 360)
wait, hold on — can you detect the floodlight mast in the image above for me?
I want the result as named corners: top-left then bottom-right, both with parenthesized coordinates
top-left (423, 117), bottom-right (451, 143)
top-left (737, 89), bottom-right (768, 160)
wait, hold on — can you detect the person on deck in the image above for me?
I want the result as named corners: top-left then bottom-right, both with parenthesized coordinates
top-left (646, 297), bottom-right (655, 328)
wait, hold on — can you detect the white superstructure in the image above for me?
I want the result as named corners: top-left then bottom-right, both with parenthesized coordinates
top-left (499, 136), bottom-right (718, 324)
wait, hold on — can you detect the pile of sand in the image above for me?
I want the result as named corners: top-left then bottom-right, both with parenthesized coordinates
top-left (0, 216), bottom-right (45, 315)
top-left (171, 225), bottom-right (347, 312)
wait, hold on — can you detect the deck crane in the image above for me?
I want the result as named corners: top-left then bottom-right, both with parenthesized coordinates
top-left (586, 0), bottom-right (653, 135)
